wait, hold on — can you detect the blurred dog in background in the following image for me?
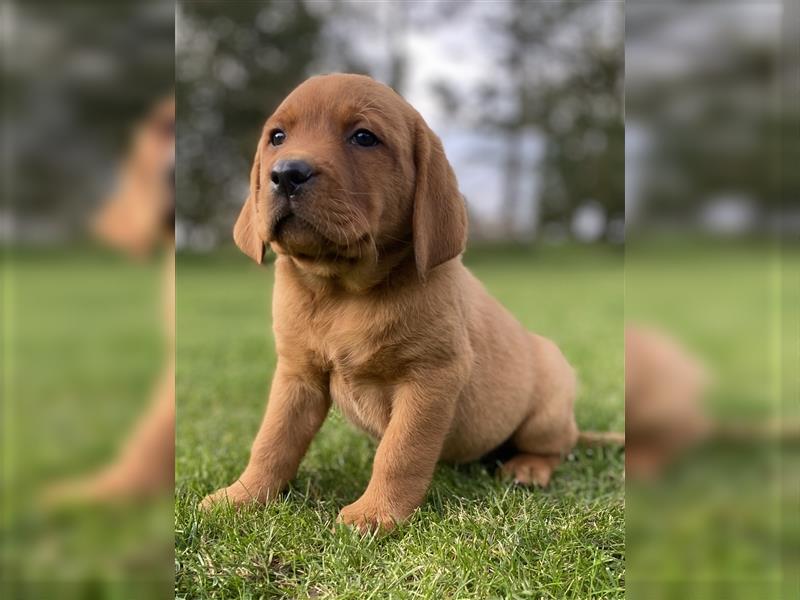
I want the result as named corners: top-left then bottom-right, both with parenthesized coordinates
top-left (46, 96), bottom-right (175, 503)
top-left (624, 325), bottom-right (711, 479)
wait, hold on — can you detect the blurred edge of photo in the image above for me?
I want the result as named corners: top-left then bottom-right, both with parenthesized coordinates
top-left (3, 2), bottom-right (174, 599)
top-left (625, 1), bottom-right (798, 598)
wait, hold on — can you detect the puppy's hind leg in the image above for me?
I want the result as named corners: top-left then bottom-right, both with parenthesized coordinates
top-left (500, 335), bottom-right (579, 487)
top-left (500, 409), bottom-right (578, 487)
top-left (500, 453), bottom-right (562, 487)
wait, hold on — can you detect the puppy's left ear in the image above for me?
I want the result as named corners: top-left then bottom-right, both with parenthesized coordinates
top-left (411, 118), bottom-right (467, 280)
top-left (233, 144), bottom-right (266, 264)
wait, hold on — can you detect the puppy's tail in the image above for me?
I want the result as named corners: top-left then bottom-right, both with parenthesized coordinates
top-left (577, 431), bottom-right (625, 446)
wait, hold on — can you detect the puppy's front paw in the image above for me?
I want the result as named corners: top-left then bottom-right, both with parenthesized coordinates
top-left (336, 496), bottom-right (404, 534)
top-left (199, 480), bottom-right (266, 511)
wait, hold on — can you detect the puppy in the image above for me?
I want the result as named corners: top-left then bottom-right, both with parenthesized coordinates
top-left (201, 74), bottom-right (580, 531)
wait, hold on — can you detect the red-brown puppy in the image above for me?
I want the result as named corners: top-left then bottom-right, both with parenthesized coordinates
top-left (201, 74), bottom-right (578, 531)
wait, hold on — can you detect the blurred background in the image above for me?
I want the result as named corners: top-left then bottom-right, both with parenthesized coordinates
top-left (2, 2), bottom-right (174, 599)
top-left (625, 1), bottom-right (798, 598)
top-left (176, 0), bottom-right (624, 249)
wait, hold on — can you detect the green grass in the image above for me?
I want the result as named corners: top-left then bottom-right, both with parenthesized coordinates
top-left (6, 241), bottom-right (795, 599)
top-left (3, 247), bottom-right (173, 599)
top-left (624, 239), bottom-right (800, 600)
top-left (175, 245), bottom-right (625, 599)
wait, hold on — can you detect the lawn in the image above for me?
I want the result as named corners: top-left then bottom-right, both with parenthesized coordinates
top-left (6, 241), bottom-right (794, 599)
top-left (3, 247), bottom-right (173, 599)
top-left (624, 239), bottom-right (799, 600)
top-left (175, 244), bottom-right (625, 599)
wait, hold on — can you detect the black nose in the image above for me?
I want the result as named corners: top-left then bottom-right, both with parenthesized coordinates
top-left (271, 160), bottom-right (314, 197)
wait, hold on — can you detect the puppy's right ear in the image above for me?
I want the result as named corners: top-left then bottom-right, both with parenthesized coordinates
top-left (233, 144), bottom-right (266, 264)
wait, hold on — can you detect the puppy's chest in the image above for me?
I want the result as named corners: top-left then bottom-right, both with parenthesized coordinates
top-left (315, 320), bottom-right (409, 439)
top-left (329, 371), bottom-right (394, 439)
top-left (280, 288), bottom-right (422, 438)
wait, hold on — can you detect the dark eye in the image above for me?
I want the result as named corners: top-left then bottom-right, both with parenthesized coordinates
top-left (350, 129), bottom-right (379, 147)
top-left (270, 129), bottom-right (286, 146)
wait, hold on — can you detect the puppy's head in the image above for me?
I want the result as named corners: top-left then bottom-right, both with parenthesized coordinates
top-left (233, 74), bottom-right (467, 280)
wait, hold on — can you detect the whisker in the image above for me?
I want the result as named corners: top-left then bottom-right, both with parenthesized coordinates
top-left (379, 233), bottom-right (411, 244)
top-left (334, 188), bottom-right (373, 197)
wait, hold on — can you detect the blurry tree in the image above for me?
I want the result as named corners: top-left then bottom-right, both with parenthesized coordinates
top-left (627, 9), bottom-right (792, 229)
top-left (311, 0), bottom-right (430, 95)
top-left (491, 0), bottom-right (623, 239)
top-left (430, 0), bottom-right (623, 241)
top-left (7, 2), bottom-right (174, 236)
top-left (537, 29), bottom-right (624, 235)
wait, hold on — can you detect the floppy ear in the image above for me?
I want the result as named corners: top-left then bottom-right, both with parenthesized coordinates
top-left (411, 119), bottom-right (468, 280)
top-left (233, 144), bottom-right (266, 264)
